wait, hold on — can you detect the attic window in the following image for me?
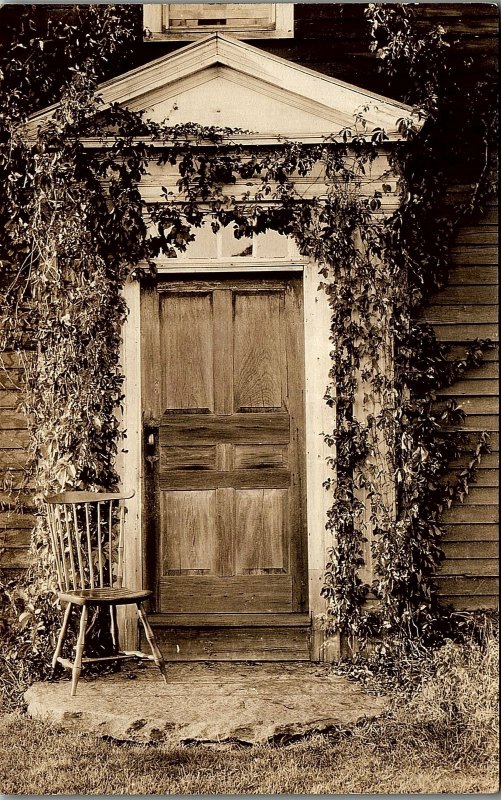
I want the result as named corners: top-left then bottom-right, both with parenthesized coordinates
top-left (143, 4), bottom-right (294, 41)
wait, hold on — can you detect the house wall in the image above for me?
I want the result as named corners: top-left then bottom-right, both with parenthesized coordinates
top-left (422, 196), bottom-right (499, 610)
top-left (0, 351), bottom-right (33, 574)
top-left (0, 4), bottom-right (498, 617)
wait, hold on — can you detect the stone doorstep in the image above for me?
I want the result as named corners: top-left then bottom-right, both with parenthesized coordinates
top-left (24, 663), bottom-right (387, 746)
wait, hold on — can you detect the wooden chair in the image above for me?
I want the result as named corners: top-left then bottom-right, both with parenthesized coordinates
top-left (45, 491), bottom-right (167, 696)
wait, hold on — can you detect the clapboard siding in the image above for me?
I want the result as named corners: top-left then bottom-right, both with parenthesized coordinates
top-left (453, 266), bottom-right (499, 285)
top-left (443, 524), bottom-right (498, 542)
top-left (421, 200), bottom-right (499, 610)
top-left (443, 542), bottom-right (498, 560)
top-left (0, 352), bottom-right (32, 575)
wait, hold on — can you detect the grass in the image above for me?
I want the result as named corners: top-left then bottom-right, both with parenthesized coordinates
top-left (0, 637), bottom-right (498, 795)
top-left (0, 712), bottom-right (497, 795)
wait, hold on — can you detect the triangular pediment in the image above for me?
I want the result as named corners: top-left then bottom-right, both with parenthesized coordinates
top-left (28, 33), bottom-right (417, 140)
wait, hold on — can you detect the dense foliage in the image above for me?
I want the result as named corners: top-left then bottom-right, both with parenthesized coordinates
top-left (0, 4), bottom-right (498, 696)
top-left (0, 6), bottom-right (143, 700)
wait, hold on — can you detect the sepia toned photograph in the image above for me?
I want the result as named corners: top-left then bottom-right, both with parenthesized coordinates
top-left (0, 1), bottom-right (499, 794)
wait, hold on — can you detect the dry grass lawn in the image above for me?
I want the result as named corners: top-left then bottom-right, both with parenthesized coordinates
top-left (0, 711), bottom-right (497, 795)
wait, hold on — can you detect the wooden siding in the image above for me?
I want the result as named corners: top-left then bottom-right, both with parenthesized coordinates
top-left (0, 352), bottom-right (33, 573)
top-left (420, 198), bottom-right (499, 610)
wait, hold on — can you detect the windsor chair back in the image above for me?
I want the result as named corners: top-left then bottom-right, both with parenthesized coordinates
top-left (45, 491), bottom-right (167, 696)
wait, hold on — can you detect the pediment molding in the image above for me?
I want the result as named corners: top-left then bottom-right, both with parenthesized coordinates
top-left (27, 33), bottom-right (420, 141)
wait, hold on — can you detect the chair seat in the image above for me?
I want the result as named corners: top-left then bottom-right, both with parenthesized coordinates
top-left (58, 587), bottom-right (153, 606)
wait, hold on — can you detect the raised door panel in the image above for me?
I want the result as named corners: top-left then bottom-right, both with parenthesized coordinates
top-left (160, 490), bottom-right (217, 575)
top-left (160, 292), bottom-right (214, 412)
top-left (233, 291), bottom-right (285, 410)
top-left (234, 444), bottom-right (288, 469)
top-left (235, 488), bottom-right (287, 574)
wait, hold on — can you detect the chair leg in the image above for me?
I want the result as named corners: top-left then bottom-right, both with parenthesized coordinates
top-left (109, 605), bottom-right (119, 654)
top-left (52, 602), bottom-right (72, 673)
top-left (136, 602), bottom-right (167, 683)
top-left (71, 605), bottom-right (88, 697)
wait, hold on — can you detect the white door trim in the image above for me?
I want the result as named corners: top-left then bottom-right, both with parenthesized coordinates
top-left (119, 279), bottom-right (144, 649)
top-left (119, 259), bottom-right (335, 658)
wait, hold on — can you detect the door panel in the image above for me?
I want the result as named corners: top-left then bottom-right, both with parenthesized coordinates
top-left (150, 275), bottom-right (306, 615)
top-left (160, 490), bottom-right (217, 575)
top-left (161, 292), bottom-right (214, 412)
top-left (233, 291), bottom-right (284, 410)
top-left (234, 488), bottom-right (287, 574)
top-left (159, 575), bottom-right (294, 614)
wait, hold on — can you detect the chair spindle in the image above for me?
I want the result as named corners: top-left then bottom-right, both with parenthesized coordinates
top-left (47, 506), bottom-right (64, 591)
top-left (108, 500), bottom-right (113, 588)
top-left (72, 504), bottom-right (85, 589)
top-left (84, 503), bottom-right (94, 589)
top-left (63, 506), bottom-right (78, 591)
top-left (97, 501), bottom-right (104, 588)
top-left (117, 503), bottom-right (125, 590)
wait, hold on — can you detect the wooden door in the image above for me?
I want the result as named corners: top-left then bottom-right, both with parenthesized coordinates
top-left (144, 275), bottom-right (307, 618)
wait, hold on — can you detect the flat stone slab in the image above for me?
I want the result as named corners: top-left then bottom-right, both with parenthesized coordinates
top-left (25, 663), bottom-right (386, 745)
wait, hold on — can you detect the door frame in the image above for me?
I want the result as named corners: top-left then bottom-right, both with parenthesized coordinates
top-left (119, 257), bottom-right (336, 659)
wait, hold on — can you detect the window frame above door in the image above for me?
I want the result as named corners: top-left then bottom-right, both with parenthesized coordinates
top-left (143, 4), bottom-right (294, 41)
